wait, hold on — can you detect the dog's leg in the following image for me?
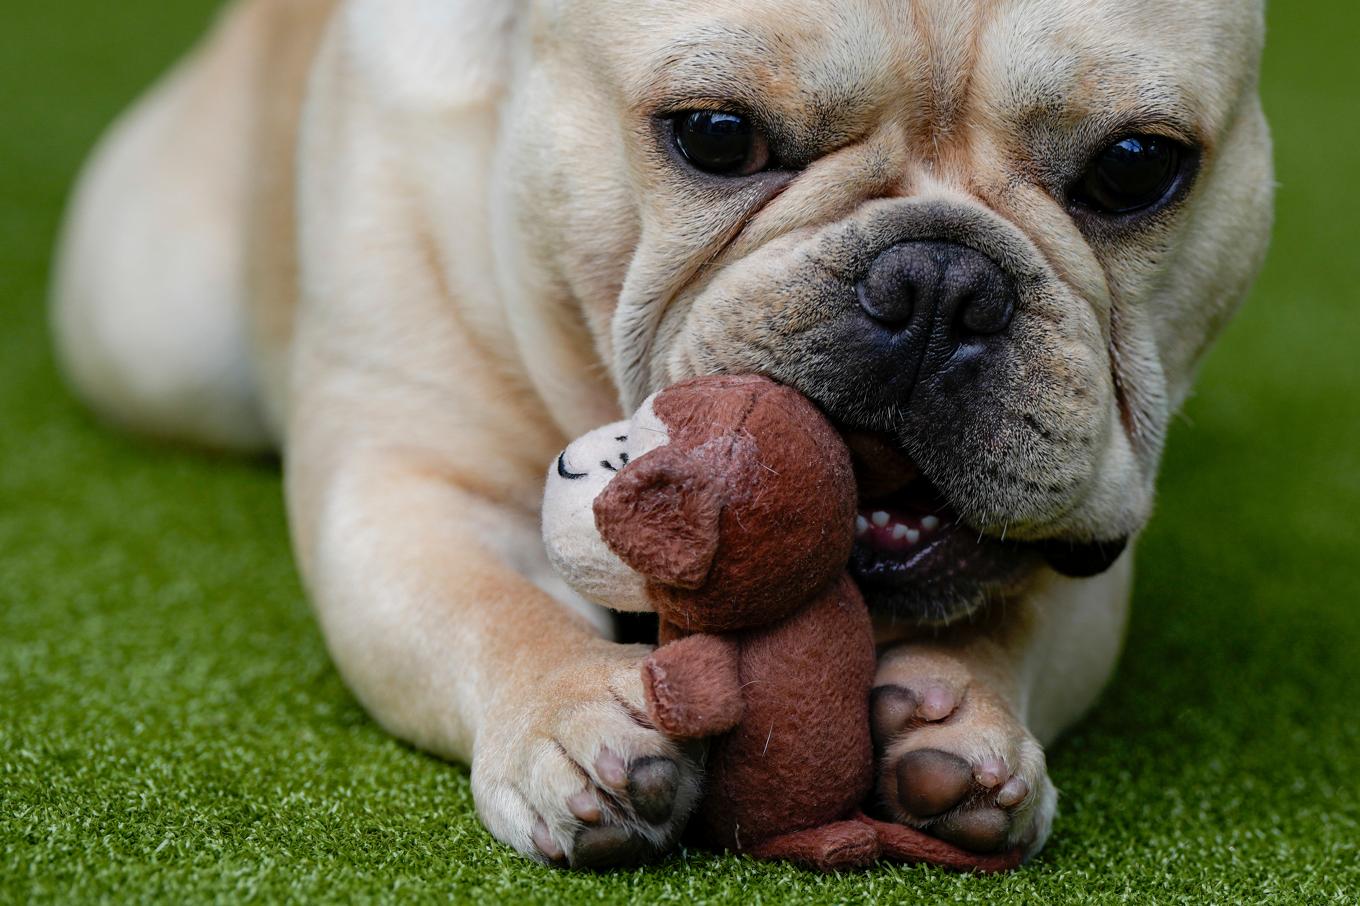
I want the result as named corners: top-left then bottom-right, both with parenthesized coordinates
top-left (283, 428), bottom-right (704, 867)
top-left (51, 0), bottom-right (278, 451)
top-left (281, 18), bottom-right (704, 863)
top-left (51, 0), bottom-right (340, 452)
top-left (870, 558), bottom-right (1132, 858)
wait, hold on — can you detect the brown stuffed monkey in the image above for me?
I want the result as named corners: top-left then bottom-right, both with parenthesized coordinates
top-left (542, 374), bottom-right (1021, 872)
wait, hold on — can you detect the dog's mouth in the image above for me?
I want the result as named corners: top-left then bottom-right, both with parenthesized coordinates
top-left (845, 432), bottom-right (1126, 624)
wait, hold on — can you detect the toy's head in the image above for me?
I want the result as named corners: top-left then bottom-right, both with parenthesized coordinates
top-left (542, 375), bottom-right (856, 632)
top-left (540, 392), bottom-right (673, 613)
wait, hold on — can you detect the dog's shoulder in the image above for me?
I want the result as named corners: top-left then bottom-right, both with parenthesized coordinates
top-left (334, 0), bottom-right (519, 113)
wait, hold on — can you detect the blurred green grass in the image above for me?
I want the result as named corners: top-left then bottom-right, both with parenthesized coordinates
top-left (1, 3), bottom-right (1357, 903)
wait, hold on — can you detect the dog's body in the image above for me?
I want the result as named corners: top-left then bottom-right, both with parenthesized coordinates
top-left (52, 0), bottom-right (1272, 867)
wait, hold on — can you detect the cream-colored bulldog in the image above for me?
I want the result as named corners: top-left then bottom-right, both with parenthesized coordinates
top-left (52, 0), bottom-right (1273, 869)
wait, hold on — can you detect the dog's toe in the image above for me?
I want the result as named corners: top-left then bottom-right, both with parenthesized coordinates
top-left (570, 825), bottom-right (651, 870)
top-left (871, 683), bottom-right (960, 746)
top-left (896, 748), bottom-right (974, 818)
top-left (932, 804), bottom-right (1013, 853)
top-left (626, 756), bottom-right (681, 825)
top-left (891, 746), bottom-right (1034, 853)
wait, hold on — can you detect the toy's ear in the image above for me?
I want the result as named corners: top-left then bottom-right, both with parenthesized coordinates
top-left (593, 445), bottom-right (721, 589)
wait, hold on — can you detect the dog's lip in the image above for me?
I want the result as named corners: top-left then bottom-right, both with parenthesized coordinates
top-left (850, 530), bottom-right (1033, 596)
top-left (851, 479), bottom-right (1030, 594)
top-left (844, 430), bottom-right (1126, 590)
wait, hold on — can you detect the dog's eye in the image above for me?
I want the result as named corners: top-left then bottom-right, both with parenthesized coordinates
top-left (671, 110), bottom-right (771, 177)
top-left (1073, 135), bottom-right (1186, 216)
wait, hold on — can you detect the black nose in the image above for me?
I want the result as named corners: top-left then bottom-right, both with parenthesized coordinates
top-left (854, 241), bottom-right (1016, 394)
top-left (858, 240), bottom-right (1015, 336)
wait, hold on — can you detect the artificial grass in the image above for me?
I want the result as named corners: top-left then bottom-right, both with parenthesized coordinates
top-left (2, 2), bottom-right (1358, 903)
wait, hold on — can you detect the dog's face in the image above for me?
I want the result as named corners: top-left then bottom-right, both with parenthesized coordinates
top-left (505, 0), bottom-right (1273, 621)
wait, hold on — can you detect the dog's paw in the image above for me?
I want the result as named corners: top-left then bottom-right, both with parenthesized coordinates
top-left (870, 649), bottom-right (1055, 858)
top-left (471, 642), bottom-right (703, 869)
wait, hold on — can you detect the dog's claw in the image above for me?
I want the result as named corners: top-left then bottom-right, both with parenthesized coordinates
top-left (533, 819), bottom-right (566, 863)
top-left (567, 790), bottom-right (602, 823)
top-left (594, 748), bottom-right (629, 788)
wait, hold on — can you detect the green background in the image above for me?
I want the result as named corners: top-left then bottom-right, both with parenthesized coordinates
top-left (2, 3), bottom-right (1356, 903)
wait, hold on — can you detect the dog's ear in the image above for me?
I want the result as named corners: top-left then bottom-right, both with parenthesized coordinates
top-left (593, 445), bottom-right (721, 589)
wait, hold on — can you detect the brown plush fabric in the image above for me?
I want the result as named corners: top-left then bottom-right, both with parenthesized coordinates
top-left (676, 572), bottom-right (875, 854)
top-left (643, 375), bottom-right (858, 633)
top-left (748, 819), bottom-right (880, 872)
top-left (595, 447), bottom-right (721, 590)
top-left (641, 634), bottom-right (743, 738)
top-left (593, 375), bottom-right (1020, 873)
top-left (857, 813), bottom-right (1024, 873)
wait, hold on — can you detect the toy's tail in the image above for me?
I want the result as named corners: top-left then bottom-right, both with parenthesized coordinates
top-left (746, 820), bottom-right (880, 872)
top-left (744, 813), bottom-right (1025, 873)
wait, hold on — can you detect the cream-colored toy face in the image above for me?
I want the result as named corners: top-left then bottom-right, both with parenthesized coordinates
top-left (511, 0), bottom-right (1272, 621)
top-left (541, 398), bottom-right (671, 613)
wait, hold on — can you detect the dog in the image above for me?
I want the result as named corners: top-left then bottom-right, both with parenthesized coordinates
top-left (52, 0), bottom-right (1273, 869)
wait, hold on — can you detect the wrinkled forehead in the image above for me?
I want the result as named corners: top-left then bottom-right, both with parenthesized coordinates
top-left (974, 0), bottom-right (1263, 138)
top-left (550, 0), bottom-right (1262, 139)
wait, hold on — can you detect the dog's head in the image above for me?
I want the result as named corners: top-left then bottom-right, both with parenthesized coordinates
top-left (505, 0), bottom-right (1273, 622)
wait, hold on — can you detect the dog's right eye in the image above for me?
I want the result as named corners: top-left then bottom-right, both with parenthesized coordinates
top-left (671, 110), bottom-right (771, 177)
top-left (1070, 134), bottom-right (1193, 217)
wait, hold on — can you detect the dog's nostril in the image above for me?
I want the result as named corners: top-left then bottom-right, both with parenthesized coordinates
top-left (856, 269), bottom-right (917, 328)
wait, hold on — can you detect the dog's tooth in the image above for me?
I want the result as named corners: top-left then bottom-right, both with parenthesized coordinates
top-left (855, 515), bottom-right (870, 536)
top-left (871, 511), bottom-right (890, 528)
top-left (891, 524), bottom-right (909, 540)
top-left (921, 515), bottom-right (940, 531)
top-left (906, 528), bottom-right (921, 544)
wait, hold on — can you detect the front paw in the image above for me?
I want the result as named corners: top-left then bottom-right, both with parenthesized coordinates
top-left (870, 651), bottom-right (1055, 859)
top-left (471, 642), bottom-right (704, 869)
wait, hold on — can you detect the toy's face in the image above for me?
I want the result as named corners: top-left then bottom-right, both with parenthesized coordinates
top-left (541, 397), bottom-right (671, 612)
top-left (547, 376), bottom-right (859, 633)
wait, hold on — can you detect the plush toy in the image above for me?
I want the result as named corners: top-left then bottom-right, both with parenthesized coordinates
top-left (542, 374), bottom-right (1021, 872)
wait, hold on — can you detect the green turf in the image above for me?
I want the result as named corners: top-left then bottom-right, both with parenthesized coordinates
top-left (2, 3), bottom-right (1358, 904)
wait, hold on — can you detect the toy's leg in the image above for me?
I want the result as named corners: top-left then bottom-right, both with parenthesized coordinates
top-left (855, 813), bottom-right (1022, 873)
top-left (747, 820), bottom-right (880, 872)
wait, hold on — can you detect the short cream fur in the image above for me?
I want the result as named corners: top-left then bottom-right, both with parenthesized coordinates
top-left (52, 0), bottom-right (1272, 867)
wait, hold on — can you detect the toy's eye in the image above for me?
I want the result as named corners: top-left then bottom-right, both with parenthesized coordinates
top-left (1071, 135), bottom-right (1189, 216)
top-left (672, 110), bottom-right (771, 176)
top-left (556, 452), bottom-right (587, 480)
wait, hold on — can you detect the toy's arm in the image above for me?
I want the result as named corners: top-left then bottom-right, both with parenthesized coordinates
top-left (642, 634), bottom-right (744, 739)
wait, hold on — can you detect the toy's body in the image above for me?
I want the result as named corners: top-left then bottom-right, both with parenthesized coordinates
top-left (649, 572), bottom-right (878, 864)
top-left (543, 375), bottom-right (1020, 872)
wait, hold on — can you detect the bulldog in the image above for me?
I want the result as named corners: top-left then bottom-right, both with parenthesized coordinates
top-left (52, 0), bottom-right (1273, 869)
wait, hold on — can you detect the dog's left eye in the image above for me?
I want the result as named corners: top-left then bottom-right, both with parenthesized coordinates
top-left (1072, 135), bottom-right (1189, 216)
top-left (671, 110), bottom-right (771, 177)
